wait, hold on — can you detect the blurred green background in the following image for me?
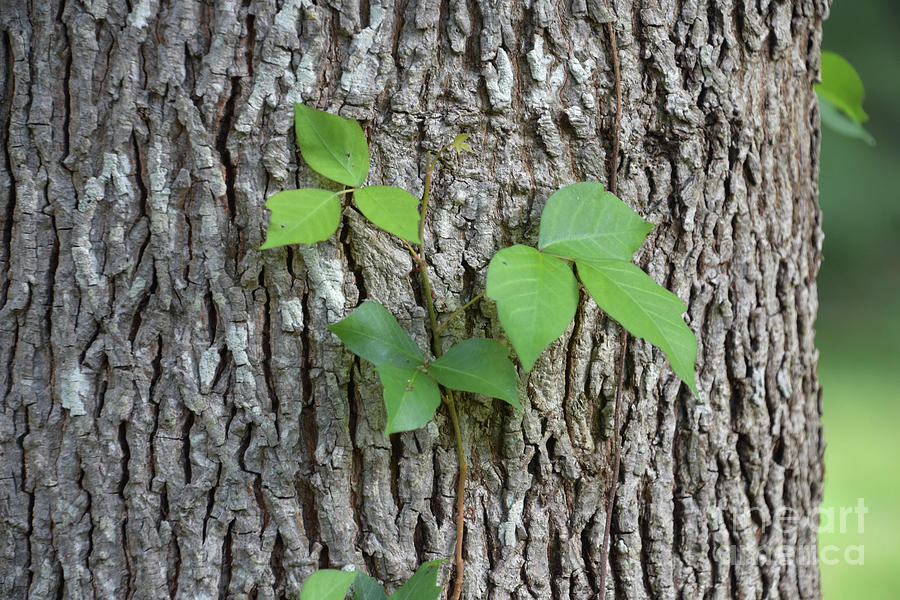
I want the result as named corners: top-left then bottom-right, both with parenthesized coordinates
top-left (817, 1), bottom-right (900, 598)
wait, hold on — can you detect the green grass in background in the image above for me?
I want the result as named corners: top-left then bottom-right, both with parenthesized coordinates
top-left (817, 0), bottom-right (900, 598)
top-left (817, 337), bottom-right (900, 599)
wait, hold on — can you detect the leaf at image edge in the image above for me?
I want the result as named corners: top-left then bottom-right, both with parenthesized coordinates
top-left (352, 571), bottom-right (389, 600)
top-left (388, 560), bottom-right (445, 600)
top-left (816, 51), bottom-right (868, 125)
top-left (300, 569), bottom-right (357, 600)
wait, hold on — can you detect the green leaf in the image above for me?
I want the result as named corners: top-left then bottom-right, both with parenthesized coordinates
top-left (486, 245), bottom-right (578, 371)
top-left (354, 186), bottom-right (422, 243)
top-left (576, 259), bottom-right (698, 395)
top-left (328, 301), bottom-right (426, 368)
top-left (260, 188), bottom-right (341, 249)
top-left (818, 93), bottom-right (876, 146)
top-left (537, 182), bottom-right (652, 261)
top-left (389, 560), bottom-right (444, 600)
top-left (301, 569), bottom-right (356, 600)
top-left (295, 103), bottom-right (370, 187)
top-left (450, 133), bottom-right (473, 154)
top-left (816, 51), bottom-right (868, 125)
top-left (429, 338), bottom-right (520, 409)
top-left (376, 365), bottom-right (441, 434)
top-left (352, 571), bottom-right (388, 600)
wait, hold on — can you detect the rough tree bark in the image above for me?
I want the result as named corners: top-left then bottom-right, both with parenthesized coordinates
top-left (0, 0), bottom-right (827, 598)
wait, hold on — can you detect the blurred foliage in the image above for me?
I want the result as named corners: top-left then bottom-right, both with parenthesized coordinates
top-left (817, 1), bottom-right (900, 598)
top-left (817, 51), bottom-right (874, 144)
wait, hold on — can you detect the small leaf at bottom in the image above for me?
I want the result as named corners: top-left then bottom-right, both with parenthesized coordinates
top-left (389, 560), bottom-right (445, 600)
top-left (300, 569), bottom-right (356, 600)
top-left (352, 571), bottom-right (388, 600)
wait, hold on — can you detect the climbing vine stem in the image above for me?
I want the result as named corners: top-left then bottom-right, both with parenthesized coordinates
top-left (599, 17), bottom-right (627, 600)
top-left (416, 145), bottom-right (469, 600)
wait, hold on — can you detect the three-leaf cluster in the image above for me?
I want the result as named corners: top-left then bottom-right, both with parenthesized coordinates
top-left (263, 102), bottom-right (701, 600)
top-left (261, 103), bottom-right (422, 249)
top-left (485, 182), bottom-right (698, 395)
top-left (327, 301), bottom-right (519, 434)
top-left (301, 561), bottom-right (443, 600)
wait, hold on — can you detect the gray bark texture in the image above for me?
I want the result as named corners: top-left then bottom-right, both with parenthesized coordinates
top-left (0, 0), bottom-right (827, 598)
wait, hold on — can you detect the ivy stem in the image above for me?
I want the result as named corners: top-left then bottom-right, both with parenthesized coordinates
top-left (415, 143), bottom-right (467, 599)
top-left (435, 293), bottom-right (485, 336)
top-left (418, 252), bottom-right (442, 357)
top-left (598, 330), bottom-right (627, 600)
top-left (599, 17), bottom-right (625, 600)
top-left (607, 20), bottom-right (622, 197)
top-left (445, 389), bottom-right (467, 600)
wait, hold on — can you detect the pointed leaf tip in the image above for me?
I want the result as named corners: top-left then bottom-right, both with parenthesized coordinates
top-left (576, 259), bottom-right (698, 395)
top-left (352, 571), bottom-right (389, 600)
top-left (295, 103), bottom-right (370, 186)
top-left (429, 338), bottom-right (520, 408)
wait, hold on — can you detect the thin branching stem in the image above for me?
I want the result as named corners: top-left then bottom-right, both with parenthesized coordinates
top-left (435, 293), bottom-right (485, 336)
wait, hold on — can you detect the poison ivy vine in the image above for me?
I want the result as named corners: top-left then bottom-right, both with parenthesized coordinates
top-left (259, 103), bottom-right (699, 598)
top-left (299, 560), bottom-right (444, 600)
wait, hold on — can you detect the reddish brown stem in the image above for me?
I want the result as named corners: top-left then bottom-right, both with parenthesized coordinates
top-left (598, 331), bottom-right (628, 600)
top-left (607, 21), bottom-right (622, 196)
top-left (598, 16), bottom-right (625, 600)
top-left (446, 389), bottom-right (467, 600)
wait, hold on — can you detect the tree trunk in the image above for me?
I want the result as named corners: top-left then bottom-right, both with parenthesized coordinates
top-left (0, 0), bottom-right (827, 598)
